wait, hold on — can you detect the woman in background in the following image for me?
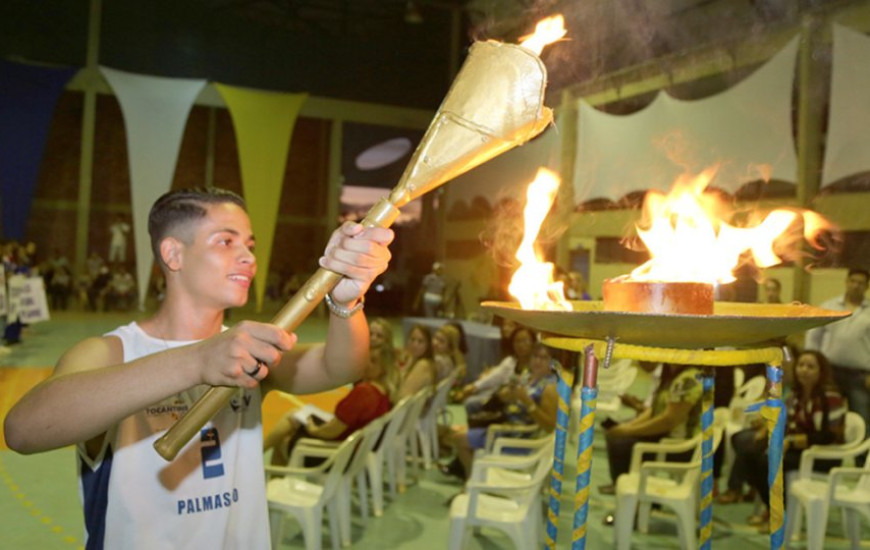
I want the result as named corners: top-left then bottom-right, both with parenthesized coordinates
top-left (739, 349), bottom-right (846, 529)
top-left (455, 326), bottom-right (536, 415)
top-left (397, 324), bottom-right (436, 400)
top-left (441, 342), bottom-right (558, 480)
top-left (433, 324), bottom-right (466, 383)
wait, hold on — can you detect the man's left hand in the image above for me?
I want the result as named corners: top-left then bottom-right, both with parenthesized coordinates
top-left (319, 222), bottom-right (394, 305)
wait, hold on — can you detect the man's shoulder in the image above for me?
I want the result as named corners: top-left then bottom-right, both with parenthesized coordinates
top-left (56, 333), bottom-right (123, 376)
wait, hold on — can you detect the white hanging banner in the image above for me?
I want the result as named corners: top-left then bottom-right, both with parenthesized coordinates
top-left (0, 268), bottom-right (7, 318)
top-left (101, 67), bottom-right (207, 309)
top-left (573, 37), bottom-right (799, 203)
top-left (821, 25), bottom-right (870, 188)
top-left (7, 275), bottom-right (50, 324)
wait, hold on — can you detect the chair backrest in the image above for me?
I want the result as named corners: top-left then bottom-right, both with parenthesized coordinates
top-left (729, 375), bottom-right (766, 424)
top-left (733, 368), bottom-right (745, 392)
top-left (680, 426), bottom-right (724, 491)
top-left (397, 389), bottom-right (430, 442)
top-left (345, 414), bottom-right (388, 478)
top-left (736, 375), bottom-right (766, 401)
top-left (312, 431), bottom-right (360, 506)
top-left (372, 395), bottom-right (413, 454)
top-left (844, 412), bottom-right (867, 447)
top-left (421, 371), bottom-right (456, 422)
top-left (512, 436), bottom-right (556, 509)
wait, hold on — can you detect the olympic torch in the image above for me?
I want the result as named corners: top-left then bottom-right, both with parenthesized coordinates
top-left (154, 16), bottom-right (567, 460)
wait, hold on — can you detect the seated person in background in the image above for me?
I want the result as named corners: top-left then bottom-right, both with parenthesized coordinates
top-left (105, 265), bottom-right (136, 310)
top-left (454, 326), bottom-right (536, 415)
top-left (600, 364), bottom-right (703, 496)
top-left (370, 317), bottom-right (399, 358)
top-left (264, 343), bottom-right (397, 466)
top-left (441, 342), bottom-right (559, 480)
top-left (396, 324), bottom-right (436, 401)
top-left (433, 324), bottom-right (466, 383)
top-left (737, 350), bottom-right (846, 528)
top-left (496, 317), bottom-right (518, 358)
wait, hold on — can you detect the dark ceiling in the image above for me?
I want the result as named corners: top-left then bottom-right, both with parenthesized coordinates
top-left (0, 0), bottom-right (858, 110)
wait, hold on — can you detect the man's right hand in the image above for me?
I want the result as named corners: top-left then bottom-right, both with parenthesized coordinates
top-left (193, 321), bottom-right (296, 388)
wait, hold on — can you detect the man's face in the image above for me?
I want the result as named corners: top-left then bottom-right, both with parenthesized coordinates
top-left (173, 203), bottom-right (256, 310)
top-left (845, 272), bottom-right (869, 303)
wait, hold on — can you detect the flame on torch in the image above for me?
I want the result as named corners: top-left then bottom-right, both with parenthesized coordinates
top-left (518, 15), bottom-right (567, 55)
top-left (508, 168), bottom-right (572, 311)
top-left (629, 166), bottom-right (834, 284)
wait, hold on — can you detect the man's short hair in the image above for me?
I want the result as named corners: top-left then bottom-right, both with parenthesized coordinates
top-left (847, 268), bottom-right (870, 281)
top-left (148, 187), bottom-right (246, 269)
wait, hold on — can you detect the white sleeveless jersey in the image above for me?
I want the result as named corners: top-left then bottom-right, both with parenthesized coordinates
top-left (77, 322), bottom-right (270, 549)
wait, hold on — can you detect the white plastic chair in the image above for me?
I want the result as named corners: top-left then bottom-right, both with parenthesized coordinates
top-left (292, 415), bottom-right (389, 547)
top-left (784, 412), bottom-right (868, 544)
top-left (614, 427), bottom-right (723, 550)
top-left (417, 371), bottom-right (457, 469)
top-left (733, 366), bottom-right (745, 392)
top-left (785, 437), bottom-right (870, 550)
top-left (365, 395), bottom-right (413, 517)
top-left (448, 435), bottom-right (555, 549)
top-left (479, 422), bottom-right (541, 458)
top-left (264, 431), bottom-right (360, 550)
top-left (392, 388), bottom-right (430, 492)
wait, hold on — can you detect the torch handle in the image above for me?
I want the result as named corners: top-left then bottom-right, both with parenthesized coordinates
top-left (153, 198), bottom-right (400, 461)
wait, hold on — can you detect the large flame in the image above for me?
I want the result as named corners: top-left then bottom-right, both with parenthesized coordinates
top-left (629, 166), bottom-right (832, 283)
top-left (508, 168), bottom-right (572, 310)
top-left (518, 15), bottom-right (566, 55)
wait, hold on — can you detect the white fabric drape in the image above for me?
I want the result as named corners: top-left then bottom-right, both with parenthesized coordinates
top-left (101, 67), bottom-right (207, 309)
top-left (573, 37), bottom-right (799, 203)
top-left (822, 25), bottom-right (870, 188)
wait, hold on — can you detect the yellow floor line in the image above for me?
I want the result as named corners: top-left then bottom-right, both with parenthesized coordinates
top-left (0, 452), bottom-right (83, 548)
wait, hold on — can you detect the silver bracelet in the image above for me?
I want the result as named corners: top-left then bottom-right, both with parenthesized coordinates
top-left (324, 292), bottom-right (365, 319)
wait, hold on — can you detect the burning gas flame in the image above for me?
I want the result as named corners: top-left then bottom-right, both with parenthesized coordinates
top-left (629, 166), bottom-right (832, 284)
top-left (508, 168), bottom-right (571, 310)
top-left (519, 15), bottom-right (567, 55)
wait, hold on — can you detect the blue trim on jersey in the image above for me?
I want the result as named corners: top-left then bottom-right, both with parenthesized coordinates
top-left (81, 445), bottom-right (114, 550)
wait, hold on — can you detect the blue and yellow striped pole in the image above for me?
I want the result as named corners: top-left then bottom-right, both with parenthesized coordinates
top-left (572, 346), bottom-right (599, 550)
top-left (545, 368), bottom-right (572, 549)
top-left (764, 364), bottom-right (786, 550)
top-left (699, 368), bottom-right (715, 549)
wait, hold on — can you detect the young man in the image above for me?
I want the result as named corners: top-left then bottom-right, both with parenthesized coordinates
top-left (4, 188), bottom-right (393, 549)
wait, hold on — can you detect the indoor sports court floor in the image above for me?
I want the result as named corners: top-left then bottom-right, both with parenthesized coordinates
top-left (1, 308), bottom-right (867, 549)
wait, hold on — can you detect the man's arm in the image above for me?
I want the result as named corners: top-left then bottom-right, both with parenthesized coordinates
top-left (4, 322), bottom-right (294, 455)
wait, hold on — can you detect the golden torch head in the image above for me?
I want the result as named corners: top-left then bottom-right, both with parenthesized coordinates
top-left (389, 40), bottom-right (554, 207)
